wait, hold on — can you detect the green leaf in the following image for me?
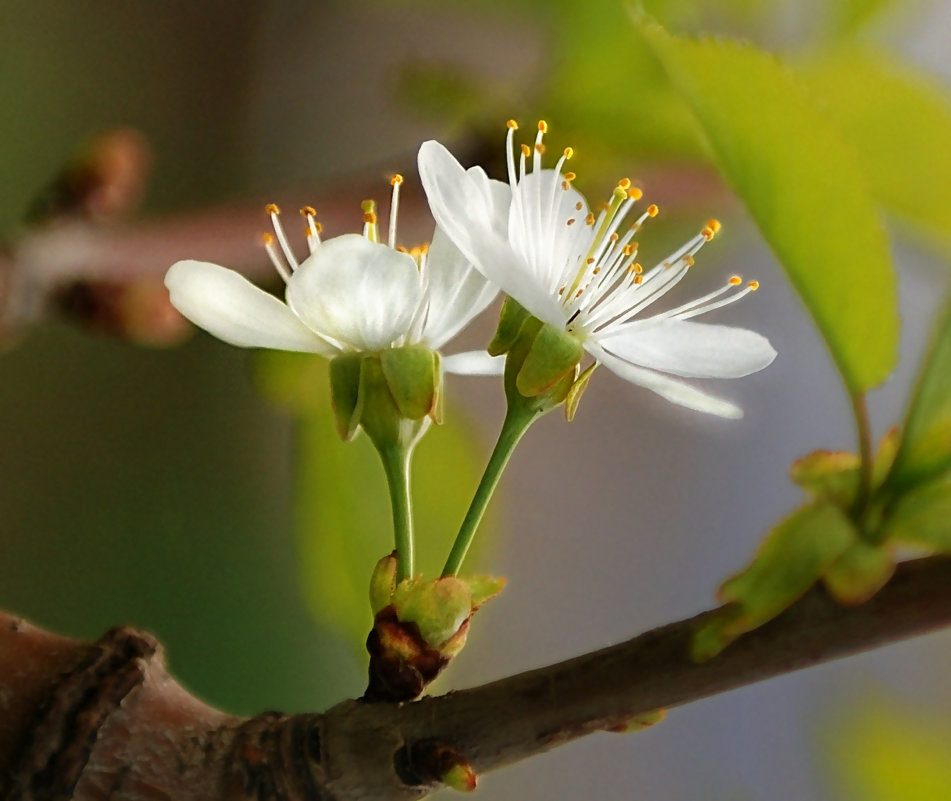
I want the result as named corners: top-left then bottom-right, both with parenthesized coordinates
top-left (693, 502), bottom-right (855, 660)
top-left (516, 323), bottom-right (583, 396)
top-left (636, 20), bottom-right (899, 394)
top-left (800, 47), bottom-right (951, 244)
top-left (825, 0), bottom-right (907, 36)
top-left (790, 449), bottom-right (861, 507)
top-left (253, 351), bottom-right (492, 657)
top-left (826, 699), bottom-right (951, 801)
top-left (822, 540), bottom-right (895, 604)
top-left (888, 301), bottom-right (951, 489)
top-left (881, 480), bottom-right (951, 552)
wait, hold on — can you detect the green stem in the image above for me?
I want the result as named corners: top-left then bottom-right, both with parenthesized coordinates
top-left (851, 391), bottom-right (874, 518)
top-left (379, 445), bottom-right (415, 581)
top-left (442, 405), bottom-right (538, 576)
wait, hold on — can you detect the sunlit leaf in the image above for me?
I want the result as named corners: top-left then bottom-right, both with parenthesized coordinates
top-left (888, 301), bottom-right (951, 489)
top-left (826, 699), bottom-right (951, 801)
top-left (881, 480), bottom-right (951, 552)
top-left (826, 0), bottom-right (907, 36)
top-left (822, 540), bottom-right (895, 604)
top-left (800, 46), bottom-right (951, 244)
top-left (253, 351), bottom-right (491, 656)
top-left (636, 19), bottom-right (899, 394)
top-left (693, 502), bottom-right (855, 660)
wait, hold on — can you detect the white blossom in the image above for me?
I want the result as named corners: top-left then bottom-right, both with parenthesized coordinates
top-left (418, 121), bottom-right (776, 417)
top-left (165, 176), bottom-right (501, 374)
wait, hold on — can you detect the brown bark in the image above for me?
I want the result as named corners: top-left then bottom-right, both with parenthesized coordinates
top-left (2, 556), bottom-right (950, 800)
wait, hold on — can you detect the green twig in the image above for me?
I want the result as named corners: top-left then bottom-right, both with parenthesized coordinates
top-left (379, 445), bottom-right (415, 581)
top-left (442, 406), bottom-right (538, 576)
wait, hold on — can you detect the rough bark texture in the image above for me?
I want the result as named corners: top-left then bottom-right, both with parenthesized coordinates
top-left (2, 556), bottom-right (950, 801)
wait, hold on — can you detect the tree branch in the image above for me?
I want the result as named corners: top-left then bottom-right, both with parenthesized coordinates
top-left (2, 556), bottom-right (950, 800)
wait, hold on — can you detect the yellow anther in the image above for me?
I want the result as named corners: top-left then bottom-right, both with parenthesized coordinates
top-left (748, 280), bottom-right (760, 291)
top-left (610, 232), bottom-right (619, 242)
top-left (390, 173), bottom-right (404, 186)
top-left (566, 218), bottom-right (576, 226)
top-left (706, 218), bottom-right (722, 234)
top-left (598, 201), bottom-right (610, 212)
top-left (575, 288), bottom-right (584, 298)
top-left (627, 187), bottom-right (643, 200)
top-left (562, 181), bottom-right (570, 191)
top-left (729, 275), bottom-right (743, 286)
top-left (538, 120), bottom-right (548, 133)
top-left (618, 177), bottom-right (631, 190)
top-left (564, 146), bottom-right (574, 159)
top-left (558, 286), bottom-right (566, 295)
top-left (315, 221), bottom-right (323, 233)
top-left (633, 274), bottom-right (643, 285)
top-left (300, 205), bottom-right (316, 217)
top-left (634, 262), bottom-right (643, 274)
top-left (586, 257), bottom-right (595, 265)
top-left (701, 227), bottom-right (715, 241)
top-left (535, 143), bottom-right (547, 155)
top-left (593, 267), bottom-right (601, 274)
top-left (647, 204), bottom-right (659, 217)
top-left (265, 203), bottom-right (281, 215)
top-left (585, 213), bottom-right (596, 225)
top-left (507, 119), bottom-right (519, 130)
top-left (261, 232), bottom-right (274, 245)
top-left (684, 255), bottom-right (695, 267)
top-left (397, 246), bottom-right (409, 253)
top-left (622, 244), bottom-right (634, 256)
top-left (521, 144), bottom-right (531, 158)
top-left (363, 212), bottom-right (377, 224)
top-left (564, 172), bottom-right (576, 182)
top-left (575, 201), bottom-right (583, 211)
top-left (419, 243), bottom-right (430, 254)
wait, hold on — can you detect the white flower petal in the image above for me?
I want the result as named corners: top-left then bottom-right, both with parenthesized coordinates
top-left (418, 140), bottom-right (563, 326)
top-left (589, 343), bottom-right (744, 419)
top-left (508, 168), bottom-right (590, 290)
top-left (599, 319), bottom-right (777, 379)
top-left (421, 225), bottom-right (498, 348)
top-left (287, 234), bottom-right (423, 351)
top-left (165, 260), bottom-right (335, 354)
top-left (441, 350), bottom-right (506, 375)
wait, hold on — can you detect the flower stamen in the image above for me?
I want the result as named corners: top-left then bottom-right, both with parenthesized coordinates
top-left (265, 203), bottom-right (300, 273)
top-left (388, 174), bottom-right (403, 249)
top-left (261, 232), bottom-right (292, 283)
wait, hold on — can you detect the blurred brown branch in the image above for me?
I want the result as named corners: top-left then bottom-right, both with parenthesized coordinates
top-left (3, 556), bottom-right (950, 801)
top-left (0, 129), bottom-right (434, 346)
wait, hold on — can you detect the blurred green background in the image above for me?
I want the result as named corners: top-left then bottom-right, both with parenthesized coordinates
top-left (2, 1), bottom-right (951, 799)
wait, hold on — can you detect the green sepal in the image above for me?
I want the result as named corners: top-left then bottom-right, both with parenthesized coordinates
top-left (880, 480), bottom-right (951, 552)
top-left (369, 551), bottom-right (399, 615)
top-left (790, 450), bottom-right (861, 508)
top-left (380, 345), bottom-right (438, 421)
top-left (431, 351), bottom-right (445, 425)
top-left (488, 296), bottom-right (531, 356)
top-left (887, 300), bottom-right (951, 491)
top-left (393, 575), bottom-right (473, 648)
top-left (329, 353), bottom-right (365, 441)
top-left (565, 362), bottom-right (598, 422)
top-left (692, 502), bottom-right (856, 661)
top-left (516, 323), bottom-right (584, 397)
top-left (466, 575), bottom-right (506, 609)
top-left (823, 541), bottom-right (895, 605)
